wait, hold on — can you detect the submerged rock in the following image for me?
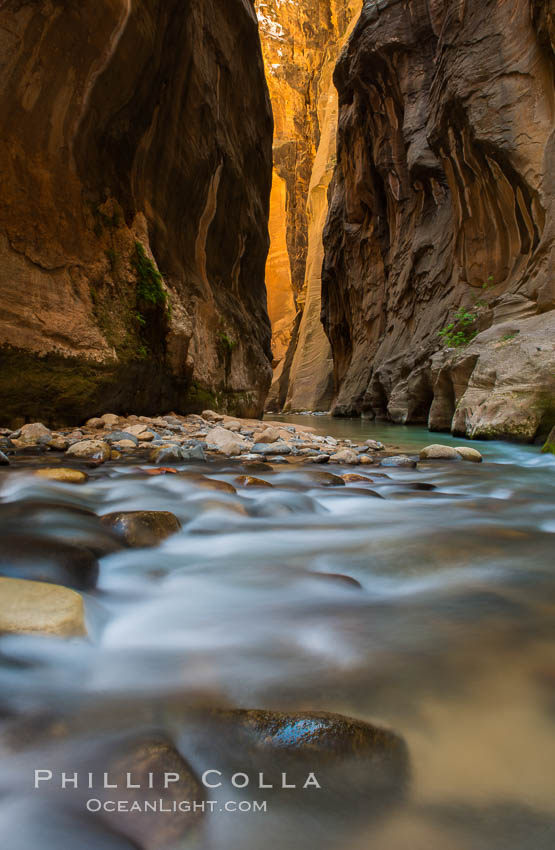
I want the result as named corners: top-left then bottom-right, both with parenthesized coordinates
top-left (194, 477), bottom-right (237, 494)
top-left (0, 577), bottom-right (85, 636)
top-left (235, 475), bottom-right (273, 488)
top-left (0, 450), bottom-right (9, 465)
top-left (101, 511), bottom-right (181, 547)
top-left (34, 468), bottom-right (88, 484)
top-left (380, 456), bottom-right (417, 469)
top-left (0, 535), bottom-right (98, 590)
top-left (310, 471), bottom-right (345, 486)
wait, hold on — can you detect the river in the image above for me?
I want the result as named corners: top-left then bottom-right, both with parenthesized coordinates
top-left (1, 416), bottom-right (554, 849)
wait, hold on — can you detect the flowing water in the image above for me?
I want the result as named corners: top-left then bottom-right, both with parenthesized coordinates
top-left (1, 416), bottom-right (554, 849)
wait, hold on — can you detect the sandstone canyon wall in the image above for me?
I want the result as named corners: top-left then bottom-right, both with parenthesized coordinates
top-left (0, 0), bottom-right (273, 428)
top-left (322, 0), bottom-right (555, 440)
top-left (256, 0), bottom-right (361, 411)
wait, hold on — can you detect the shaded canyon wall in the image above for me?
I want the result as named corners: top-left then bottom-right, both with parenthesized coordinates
top-left (0, 0), bottom-right (273, 428)
top-left (322, 0), bottom-right (555, 440)
top-left (256, 0), bottom-right (361, 411)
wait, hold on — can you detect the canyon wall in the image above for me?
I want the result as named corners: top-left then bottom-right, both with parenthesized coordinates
top-left (256, 0), bottom-right (361, 411)
top-left (0, 0), bottom-right (273, 428)
top-left (322, 0), bottom-right (555, 440)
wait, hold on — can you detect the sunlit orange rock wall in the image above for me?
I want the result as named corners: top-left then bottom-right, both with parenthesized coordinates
top-left (256, 0), bottom-right (362, 410)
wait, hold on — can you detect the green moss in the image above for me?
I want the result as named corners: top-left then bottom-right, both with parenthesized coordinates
top-left (542, 441), bottom-right (555, 455)
top-left (132, 242), bottom-right (168, 309)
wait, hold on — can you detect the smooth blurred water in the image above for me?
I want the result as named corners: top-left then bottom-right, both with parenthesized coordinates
top-left (0, 417), bottom-right (554, 850)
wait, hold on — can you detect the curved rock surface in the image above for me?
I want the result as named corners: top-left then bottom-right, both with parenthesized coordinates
top-left (0, 0), bottom-right (273, 428)
top-left (322, 0), bottom-right (555, 440)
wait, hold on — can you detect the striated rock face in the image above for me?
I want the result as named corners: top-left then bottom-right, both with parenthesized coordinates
top-left (322, 0), bottom-right (555, 440)
top-left (256, 0), bottom-right (361, 411)
top-left (0, 0), bottom-right (273, 428)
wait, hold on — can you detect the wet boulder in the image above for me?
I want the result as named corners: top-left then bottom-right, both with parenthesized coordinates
top-left (235, 475), bottom-right (273, 488)
top-left (34, 468), bottom-right (88, 484)
top-left (0, 577), bottom-right (85, 636)
top-left (0, 535), bottom-right (99, 589)
top-left (330, 448), bottom-right (360, 465)
top-left (420, 445), bottom-right (460, 460)
top-left (66, 440), bottom-right (111, 461)
top-left (380, 456), bottom-right (417, 468)
top-left (101, 511), bottom-right (181, 547)
top-left (454, 446), bottom-right (483, 462)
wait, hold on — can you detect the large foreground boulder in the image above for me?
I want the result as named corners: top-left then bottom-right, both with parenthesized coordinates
top-left (0, 577), bottom-right (85, 636)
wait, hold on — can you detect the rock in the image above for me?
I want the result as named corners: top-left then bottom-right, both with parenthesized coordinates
top-left (542, 427), bottom-right (555, 455)
top-left (235, 475), bottom-right (273, 488)
top-left (95, 739), bottom-right (204, 849)
top-left (34, 468), bottom-right (88, 484)
top-left (0, 577), bottom-right (85, 636)
top-left (251, 441), bottom-right (292, 455)
top-left (194, 477), bottom-right (237, 494)
top-left (46, 434), bottom-right (69, 451)
top-left (66, 440), bottom-right (110, 461)
top-left (110, 450), bottom-right (121, 460)
top-left (203, 708), bottom-right (409, 797)
top-left (359, 455), bottom-right (374, 466)
top-left (18, 423), bottom-right (51, 444)
top-left (364, 440), bottom-right (384, 451)
top-left (454, 446), bottom-right (483, 463)
top-left (126, 424), bottom-right (155, 440)
top-left (342, 473), bottom-right (375, 484)
top-left (320, 0), bottom-right (555, 436)
top-left (0, 450), bottom-right (9, 465)
top-left (145, 467), bottom-right (178, 476)
top-left (310, 471), bottom-right (345, 486)
top-left (242, 460), bottom-right (274, 472)
top-left (86, 417), bottom-right (105, 429)
top-left (311, 572), bottom-right (363, 590)
top-left (306, 453), bottom-right (330, 463)
top-left (207, 427), bottom-right (248, 457)
top-left (202, 410), bottom-right (224, 423)
top-left (100, 511), bottom-right (181, 547)
top-left (330, 448), bottom-right (359, 465)
top-left (105, 431), bottom-right (139, 445)
top-left (150, 445), bottom-right (206, 463)
top-left (222, 420), bottom-right (242, 432)
top-left (420, 445), bottom-right (460, 461)
top-left (0, 536), bottom-right (98, 590)
top-left (111, 439), bottom-right (137, 450)
top-left (380, 456), bottom-right (417, 469)
top-left (100, 414), bottom-right (119, 426)
top-left (252, 426), bottom-right (280, 444)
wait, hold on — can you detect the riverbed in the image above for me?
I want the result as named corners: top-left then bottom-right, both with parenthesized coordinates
top-left (1, 416), bottom-right (554, 849)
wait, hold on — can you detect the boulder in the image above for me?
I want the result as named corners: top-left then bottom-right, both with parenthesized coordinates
top-left (150, 445), bottom-right (206, 463)
top-left (420, 445), bottom-right (460, 461)
top-left (235, 475), bottom-right (273, 488)
top-left (310, 471), bottom-right (345, 486)
top-left (0, 577), bottom-right (85, 636)
top-left (0, 535), bottom-right (99, 589)
top-left (194, 477), bottom-right (237, 494)
top-left (307, 454), bottom-right (330, 464)
top-left (252, 426), bottom-right (281, 444)
top-left (202, 409), bottom-right (224, 423)
top-left (101, 414), bottom-right (119, 426)
top-left (330, 448), bottom-right (359, 465)
top-left (454, 446), bottom-right (483, 463)
top-left (18, 422), bottom-right (51, 444)
top-left (66, 440), bottom-right (110, 461)
top-left (34, 468), bottom-right (88, 484)
top-left (342, 474), bottom-right (375, 484)
top-left (46, 434), bottom-right (69, 451)
top-left (112, 439), bottom-right (137, 450)
top-left (251, 441), bottom-right (292, 455)
top-left (101, 511), bottom-right (181, 547)
top-left (105, 431), bottom-right (139, 445)
top-left (364, 440), bottom-right (384, 451)
top-left (207, 427), bottom-right (248, 457)
top-left (380, 456), bottom-right (417, 469)
top-left (86, 417), bottom-right (105, 429)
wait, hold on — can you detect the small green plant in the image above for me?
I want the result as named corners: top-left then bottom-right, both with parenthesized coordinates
top-left (132, 242), bottom-right (168, 309)
top-left (438, 307), bottom-right (478, 348)
top-left (502, 331), bottom-right (519, 342)
top-left (217, 331), bottom-right (237, 354)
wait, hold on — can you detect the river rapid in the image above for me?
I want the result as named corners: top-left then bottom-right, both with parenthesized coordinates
top-left (1, 416), bottom-right (554, 850)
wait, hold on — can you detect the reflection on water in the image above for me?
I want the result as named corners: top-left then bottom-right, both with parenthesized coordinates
top-left (0, 417), bottom-right (554, 849)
